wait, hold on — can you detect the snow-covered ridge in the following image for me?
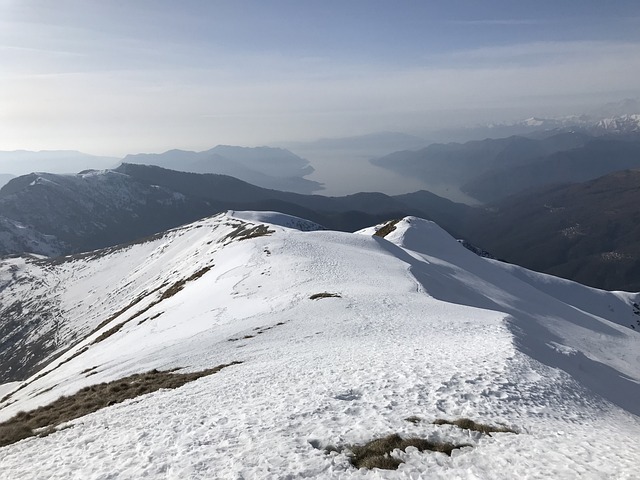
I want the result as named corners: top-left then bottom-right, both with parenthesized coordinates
top-left (502, 112), bottom-right (640, 134)
top-left (0, 212), bottom-right (639, 478)
top-left (229, 210), bottom-right (326, 231)
top-left (596, 113), bottom-right (640, 132)
top-left (0, 215), bottom-right (63, 257)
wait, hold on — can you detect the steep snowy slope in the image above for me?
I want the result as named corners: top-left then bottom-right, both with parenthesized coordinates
top-left (0, 212), bottom-right (639, 479)
top-left (0, 213), bottom-right (281, 383)
top-left (360, 218), bottom-right (640, 414)
top-left (0, 215), bottom-right (63, 257)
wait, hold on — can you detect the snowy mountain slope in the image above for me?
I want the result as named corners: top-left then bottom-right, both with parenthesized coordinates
top-left (0, 168), bottom-right (220, 256)
top-left (453, 112), bottom-right (640, 139)
top-left (504, 113), bottom-right (640, 135)
top-left (0, 215), bottom-right (64, 257)
top-left (230, 210), bottom-right (325, 231)
top-left (359, 218), bottom-right (640, 414)
top-left (594, 114), bottom-right (640, 134)
top-left (0, 212), bottom-right (639, 479)
top-left (0, 214), bottom-right (278, 383)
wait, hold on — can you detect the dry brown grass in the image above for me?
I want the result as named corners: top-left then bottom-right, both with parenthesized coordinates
top-left (309, 292), bottom-right (341, 300)
top-left (0, 361), bottom-right (241, 448)
top-left (227, 321), bottom-right (288, 342)
top-left (0, 423), bottom-right (33, 447)
top-left (237, 225), bottom-right (274, 241)
top-left (373, 219), bottom-right (402, 238)
top-left (349, 433), bottom-right (470, 470)
top-left (433, 418), bottom-right (517, 436)
top-left (223, 224), bottom-right (274, 243)
top-left (159, 266), bottom-right (212, 301)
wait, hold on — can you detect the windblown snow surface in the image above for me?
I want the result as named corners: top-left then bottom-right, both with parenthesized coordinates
top-left (0, 212), bottom-right (639, 479)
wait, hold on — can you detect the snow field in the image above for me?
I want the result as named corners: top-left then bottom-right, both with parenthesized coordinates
top-left (1, 212), bottom-right (639, 478)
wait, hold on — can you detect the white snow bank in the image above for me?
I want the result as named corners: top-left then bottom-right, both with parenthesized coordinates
top-left (371, 216), bottom-right (640, 416)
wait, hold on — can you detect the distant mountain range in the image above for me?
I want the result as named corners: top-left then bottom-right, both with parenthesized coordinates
top-left (433, 104), bottom-right (640, 141)
top-left (123, 145), bottom-right (323, 194)
top-left (372, 131), bottom-right (640, 203)
top-left (505, 113), bottom-right (640, 136)
top-left (2, 161), bottom-right (640, 291)
top-left (466, 169), bottom-right (640, 291)
top-left (463, 137), bottom-right (640, 202)
top-left (2, 127), bottom-right (640, 291)
top-left (280, 131), bottom-right (429, 155)
top-left (0, 163), bottom-right (474, 258)
top-left (0, 146), bottom-right (324, 195)
top-left (0, 151), bottom-right (119, 178)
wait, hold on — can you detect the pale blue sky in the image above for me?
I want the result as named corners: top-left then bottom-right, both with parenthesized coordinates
top-left (1, 0), bottom-right (640, 154)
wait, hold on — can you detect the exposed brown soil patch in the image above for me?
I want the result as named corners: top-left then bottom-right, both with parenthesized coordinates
top-left (373, 219), bottom-right (402, 238)
top-left (309, 292), bottom-right (341, 300)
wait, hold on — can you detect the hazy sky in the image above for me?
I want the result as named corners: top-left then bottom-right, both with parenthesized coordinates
top-left (2, 0), bottom-right (640, 155)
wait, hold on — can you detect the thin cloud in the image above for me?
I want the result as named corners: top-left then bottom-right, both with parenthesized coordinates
top-left (1, 2), bottom-right (640, 154)
top-left (447, 19), bottom-right (546, 26)
top-left (430, 40), bottom-right (640, 66)
top-left (0, 44), bottom-right (85, 57)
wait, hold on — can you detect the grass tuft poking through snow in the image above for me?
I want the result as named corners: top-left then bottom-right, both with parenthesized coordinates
top-left (433, 418), bottom-right (518, 436)
top-left (404, 415), bottom-right (423, 424)
top-left (348, 433), bottom-right (471, 470)
top-left (0, 362), bottom-right (242, 448)
top-left (309, 292), bottom-right (341, 300)
top-left (223, 224), bottom-right (274, 243)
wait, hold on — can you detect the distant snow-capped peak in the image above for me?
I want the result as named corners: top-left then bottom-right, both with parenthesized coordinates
top-left (596, 114), bottom-right (640, 132)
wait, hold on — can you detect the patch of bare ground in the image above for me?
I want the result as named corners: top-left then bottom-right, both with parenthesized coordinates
top-left (309, 292), bottom-right (341, 300)
top-left (348, 433), bottom-right (471, 470)
top-left (227, 321), bottom-right (288, 342)
top-left (137, 311), bottom-right (163, 326)
top-left (404, 415), bottom-right (422, 424)
top-left (373, 219), bottom-right (402, 238)
top-left (323, 418), bottom-right (518, 471)
top-left (433, 418), bottom-right (517, 436)
top-left (0, 361), bottom-right (242, 448)
top-left (223, 224), bottom-right (274, 243)
top-left (159, 266), bottom-right (212, 301)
